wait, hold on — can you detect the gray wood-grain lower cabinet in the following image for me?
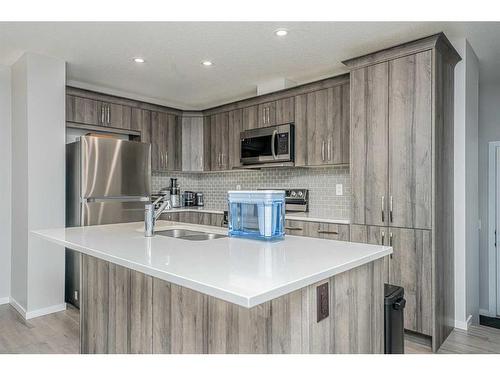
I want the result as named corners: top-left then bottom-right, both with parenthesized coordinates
top-left (284, 220), bottom-right (349, 241)
top-left (349, 225), bottom-right (432, 337)
top-left (80, 254), bottom-right (385, 354)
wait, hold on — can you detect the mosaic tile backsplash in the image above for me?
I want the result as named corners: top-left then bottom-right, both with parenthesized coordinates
top-left (152, 166), bottom-right (351, 220)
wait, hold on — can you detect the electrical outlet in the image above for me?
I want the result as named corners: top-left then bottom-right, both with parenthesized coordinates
top-left (336, 184), bottom-right (343, 196)
top-left (316, 283), bottom-right (329, 322)
top-left (236, 184), bottom-right (241, 190)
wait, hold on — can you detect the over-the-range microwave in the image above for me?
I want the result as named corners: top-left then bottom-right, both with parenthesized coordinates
top-left (240, 123), bottom-right (294, 167)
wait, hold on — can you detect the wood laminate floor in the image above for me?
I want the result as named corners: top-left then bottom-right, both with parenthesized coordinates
top-left (1, 303), bottom-right (500, 354)
top-left (0, 304), bottom-right (79, 354)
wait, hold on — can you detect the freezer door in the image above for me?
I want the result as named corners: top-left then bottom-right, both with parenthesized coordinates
top-left (82, 199), bottom-right (148, 225)
top-left (81, 136), bottom-right (151, 198)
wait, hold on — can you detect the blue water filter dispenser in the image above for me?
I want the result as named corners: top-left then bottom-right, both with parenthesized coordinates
top-left (228, 190), bottom-right (285, 241)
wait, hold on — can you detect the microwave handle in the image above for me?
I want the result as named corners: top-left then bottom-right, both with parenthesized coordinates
top-left (271, 130), bottom-right (278, 159)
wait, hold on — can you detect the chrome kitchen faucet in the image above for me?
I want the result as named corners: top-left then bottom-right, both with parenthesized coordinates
top-left (145, 195), bottom-right (171, 237)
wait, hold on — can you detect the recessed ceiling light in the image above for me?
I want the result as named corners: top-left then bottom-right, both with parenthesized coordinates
top-left (133, 57), bottom-right (145, 63)
top-left (202, 60), bottom-right (213, 67)
top-left (275, 29), bottom-right (288, 37)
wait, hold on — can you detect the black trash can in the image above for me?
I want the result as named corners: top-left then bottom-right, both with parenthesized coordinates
top-left (384, 283), bottom-right (406, 354)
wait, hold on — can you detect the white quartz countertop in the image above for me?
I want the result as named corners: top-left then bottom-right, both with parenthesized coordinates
top-left (164, 207), bottom-right (350, 224)
top-left (34, 221), bottom-right (390, 308)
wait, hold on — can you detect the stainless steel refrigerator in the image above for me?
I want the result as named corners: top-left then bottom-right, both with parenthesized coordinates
top-left (66, 136), bottom-right (151, 307)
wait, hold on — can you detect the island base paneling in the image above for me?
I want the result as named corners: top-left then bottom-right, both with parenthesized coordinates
top-left (80, 254), bottom-right (385, 354)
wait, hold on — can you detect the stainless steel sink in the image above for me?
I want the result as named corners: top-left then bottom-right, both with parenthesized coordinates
top-left (155, 228), bottom-right (227, 241)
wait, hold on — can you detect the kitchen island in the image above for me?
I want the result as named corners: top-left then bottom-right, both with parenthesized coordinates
top-left (34, 221), bottom-right (392, 354)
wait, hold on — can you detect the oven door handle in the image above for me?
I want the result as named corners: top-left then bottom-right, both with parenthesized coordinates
top-left (271, 130), bottom-right (278, 160)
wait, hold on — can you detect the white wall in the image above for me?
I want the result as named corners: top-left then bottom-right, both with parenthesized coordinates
top-left (478, 82), bottom-right (500, 315)
top-left (0, 65), bottom-right (12, 303)
top-left (11, 53), bottom-right (66, 318)
top-left (451, 38), bottom-right (480, 328)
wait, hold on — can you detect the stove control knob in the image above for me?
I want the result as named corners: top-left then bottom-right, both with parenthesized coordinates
top-left (291, 191), bottom-right (297, 197)
top-left (298, 191), bottom-right (303, 197)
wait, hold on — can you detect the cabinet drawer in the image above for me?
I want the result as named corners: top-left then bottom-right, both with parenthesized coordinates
top-left (285, 219), bottom-right (349, 241)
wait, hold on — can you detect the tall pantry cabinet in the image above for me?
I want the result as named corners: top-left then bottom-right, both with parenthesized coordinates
top-left (343, 33), bottom-right (460, 352)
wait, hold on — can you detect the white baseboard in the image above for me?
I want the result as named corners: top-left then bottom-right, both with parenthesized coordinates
top-left (8, 297), bottom-right (66, 320)
top-left (0, 297), bottom-right (10, 305)
top-left (9, 297), bottom-right (27, 318)
top-left (454, 315), bottom-right (473, 330)
top-left (25, 303), bottom-right (67, 320)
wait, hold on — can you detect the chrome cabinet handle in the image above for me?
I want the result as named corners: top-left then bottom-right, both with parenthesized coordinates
top-left (381, 196), bottom-right (385, 222)
top-left (165, 151), bottom-right (168, 169)
top-left (381, 231), bottom-right (385, 245)
top-left (317, 230), bottom-right (339, 235)
top-left (106, 105), bottom-right (110, 124)
top-left (285, 227), bottom-right (303, 231)
top-left (327, 139), bottom-right (332, 161)
top-left (321, 141), bottom-right (325, 161)
top-left (262, 108), bottom-right (266, 124)
top-left (267, 107), bottom-right (270, 124)
top-left (159, 150), bottom-right (163, 169)
top-left (101, 106), bottom-right (105, 124)
top-left (389, 196), bottom-right (393, 223)
top-left (389, 232), bottom-right (393, 259)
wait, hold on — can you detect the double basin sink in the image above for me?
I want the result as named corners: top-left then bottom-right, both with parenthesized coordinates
top-left (156, 228), bottom-right (227, 241)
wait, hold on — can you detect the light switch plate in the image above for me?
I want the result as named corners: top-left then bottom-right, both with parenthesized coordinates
top-left (336, 184), bottom-right (343, 196)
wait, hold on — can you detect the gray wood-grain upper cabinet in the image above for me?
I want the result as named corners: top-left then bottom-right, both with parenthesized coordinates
top-left (210, 112), bottom-right (230, 171)
top-left (131, 108), bottom-right (151, 143)
top-left (66, 95), bottom-right (100, 125)
top-left (295, 84), bottom-right (349, 167)
top-left (284, 220), bottom-right (349, 241)
top-left (242, 105), bottom-right (259, 131)
top-left (181, 115), bottom-right (205, 172)
top-left (228, 109), bottom-right (243, 169)
top-left (350, 62), bottom-right (389, 227)
top-left (151, 111), bottom-right (182, 171)
top-left (258, 97), bottom-right (295, 128)
top-left (350, 51), bottom-right (432, 230)
top-left (66, 94), bottom-right (132, 130)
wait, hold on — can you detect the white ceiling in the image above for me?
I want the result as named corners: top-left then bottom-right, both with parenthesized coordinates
top-left (1, 22), bottom-right (499, 110)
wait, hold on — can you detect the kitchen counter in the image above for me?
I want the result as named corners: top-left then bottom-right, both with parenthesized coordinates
top-left (164, 206), bottom-right (350, 225)
top-left (34, 220), bottom-right (390, 308)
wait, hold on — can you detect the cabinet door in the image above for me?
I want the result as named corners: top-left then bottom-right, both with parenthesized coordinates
top-left (242, 105), bottom-right (259, 130)
top-left (367, 226), bottom-right (390, 283)
top-left (305, 89), bottom-right (328, 166)
top-left (388, 228), bottom-right (432, 335)
top-left (131, 108), bottom-right (151, 144)
top-left (151, 112), bottom-right (168, 171)
top-left (350, 62), bottom-right (389, 226)
top-left (294, 94), bottom-right (308, 166)
top-left (203, 116), bottom-right (212, 171)
top-left (388, 51), bottom-right (432, 230)
top-left (210, 112), bottom-right (229, 170)
top-left (107, 102), bottom-right (132, 129)
top-left (181, 116), bottom-right (204, 172)
top-left (228, 109), bottom-right (243, 169)
top-left (275, 97), bottom-right (295, 124)
top-left (258, 102), bottom-right (276, 127)
top-left (66, 95), bottom-right (99, 125)
top-left (166, 114), bottom-right (182, 171)
top-left (330, 83), bottom-right (350, 165)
